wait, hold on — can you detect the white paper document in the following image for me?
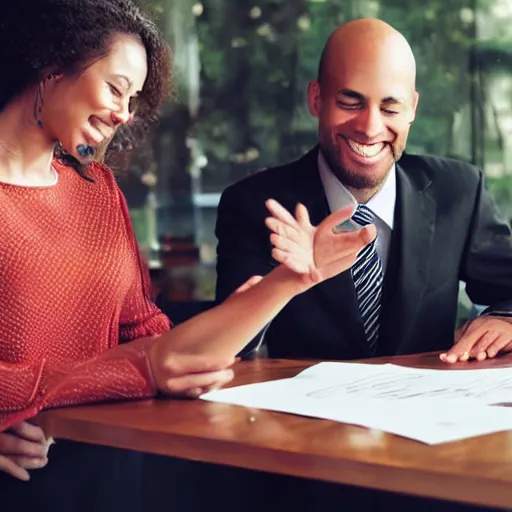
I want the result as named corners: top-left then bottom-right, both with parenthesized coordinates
top-left (201, 362), bottom-right (512, 444)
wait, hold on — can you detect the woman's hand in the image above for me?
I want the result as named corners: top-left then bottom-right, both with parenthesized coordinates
top-left (0, 422), bottom-right (51, 481)
top-left (265, 200), bottom-right (375, 287)
top-left (146, 275), bottom-right (262, 397)
top-left (148, 345), bottom-right (236, 399)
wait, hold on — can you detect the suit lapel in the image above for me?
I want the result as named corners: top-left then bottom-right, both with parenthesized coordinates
top-left (292, 147), bottom-right (329, 227)
top-left (380, 158), bottom-right (436, 354)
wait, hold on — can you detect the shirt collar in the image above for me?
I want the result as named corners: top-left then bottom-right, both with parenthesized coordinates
top-left (317, 150), bottom-right (396, 229)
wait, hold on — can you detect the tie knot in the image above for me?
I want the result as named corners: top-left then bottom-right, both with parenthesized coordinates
top-left (352, 204), bottom-right (374, 227)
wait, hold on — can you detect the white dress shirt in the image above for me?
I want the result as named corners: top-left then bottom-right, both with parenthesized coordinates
top-left (317, 151), bottom-right (396, 273)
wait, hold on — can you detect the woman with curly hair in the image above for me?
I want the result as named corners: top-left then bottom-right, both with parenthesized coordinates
top-left (0, 0), bottom-right (374, 509)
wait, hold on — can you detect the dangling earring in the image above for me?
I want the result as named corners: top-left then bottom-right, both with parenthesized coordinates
top-left (34, 74), bottom-right (59, 129)
top-left (34, 80), bottom-right (45, 129)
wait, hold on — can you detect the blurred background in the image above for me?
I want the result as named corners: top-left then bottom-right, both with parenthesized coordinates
top-left (118, 0), bottom-right (511, 317)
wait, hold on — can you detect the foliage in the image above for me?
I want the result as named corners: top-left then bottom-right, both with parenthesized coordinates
top-left (138, 0), bottom-right (511, 207)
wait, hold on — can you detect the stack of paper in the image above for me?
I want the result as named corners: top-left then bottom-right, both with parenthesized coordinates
top-left (201, 362), bottom-right (512, 444)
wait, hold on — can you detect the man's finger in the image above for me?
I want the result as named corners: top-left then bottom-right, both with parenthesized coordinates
top-left (470, 330), bottom-right (501, 360)
top-left (487, 334), bottom-right (512, 359)
top-left (440, 328), bottom-right (488, 363)
top-left (0, 455), bottom-right (30, 481)
top-left (454, 319), bottom-right (474, 344)
top-left (454, 326), bottom-right (466, 344)
top-left (265, 199), bottom-right (300, 228)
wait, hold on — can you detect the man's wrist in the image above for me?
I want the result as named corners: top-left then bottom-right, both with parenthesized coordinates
top-left (485, 315), bottom-right (512, 325)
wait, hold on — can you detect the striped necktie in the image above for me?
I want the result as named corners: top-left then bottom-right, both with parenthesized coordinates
top-left (351, 205), bottom-right (383, 354)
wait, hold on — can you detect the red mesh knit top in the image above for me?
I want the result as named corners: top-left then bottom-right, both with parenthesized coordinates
top-left (0, 160), bottom-right (171, 431)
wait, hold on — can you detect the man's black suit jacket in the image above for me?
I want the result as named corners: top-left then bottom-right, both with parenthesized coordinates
top-left (215, 147), bottom-right (512, 360)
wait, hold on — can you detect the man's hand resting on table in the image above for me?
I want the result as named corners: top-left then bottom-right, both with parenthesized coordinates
top-left (440, 316), bottom-right (512, 363)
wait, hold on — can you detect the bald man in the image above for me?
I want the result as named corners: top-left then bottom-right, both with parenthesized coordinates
top-left (215, 19), bottom-right (512, 362)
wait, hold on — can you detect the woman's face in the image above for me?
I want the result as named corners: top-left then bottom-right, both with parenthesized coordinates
top-left (41, 33), bottom-right (148, 162)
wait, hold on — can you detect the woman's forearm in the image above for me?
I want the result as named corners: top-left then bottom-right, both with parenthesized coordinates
top-left (159, 266), bottom-right (305, 357)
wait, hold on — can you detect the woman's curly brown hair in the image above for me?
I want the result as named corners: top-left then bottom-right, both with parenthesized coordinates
top-left (0, 0), bottom-right (172, 178)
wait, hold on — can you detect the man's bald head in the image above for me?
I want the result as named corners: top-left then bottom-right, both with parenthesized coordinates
top-left (318, 19), bottom-right (416, 91)
top-left (307, 18), bottom-right (419, 202)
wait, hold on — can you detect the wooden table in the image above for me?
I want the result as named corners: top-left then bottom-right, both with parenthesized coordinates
top-left (37, 352), bottom-right (512, 509)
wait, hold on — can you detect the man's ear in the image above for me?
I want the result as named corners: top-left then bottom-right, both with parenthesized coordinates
top-left (409, 90), bottom-right (419, 123)
top-left (307, 80), bottom-right (322, 117)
